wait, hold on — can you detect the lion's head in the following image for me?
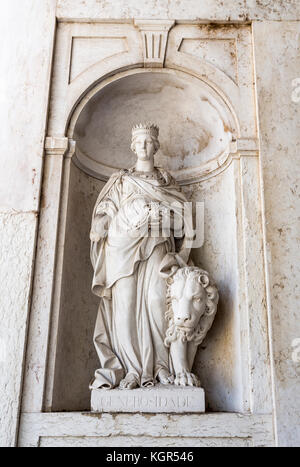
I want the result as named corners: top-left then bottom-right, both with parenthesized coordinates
top-left (164, 266), bottom-right (219, 346)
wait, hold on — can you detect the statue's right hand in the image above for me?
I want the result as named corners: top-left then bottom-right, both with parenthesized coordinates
top-left (90, 231), bottom-right (101, 242)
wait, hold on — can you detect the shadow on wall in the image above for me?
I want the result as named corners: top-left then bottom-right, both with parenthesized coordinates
top-left (52, 164), bottom-right (103, 411)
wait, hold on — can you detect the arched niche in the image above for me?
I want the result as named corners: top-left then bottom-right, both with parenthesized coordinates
top-left (50, 67), bottom-right (246, 413)
top-left (69, 68), bottom-right (239, 183)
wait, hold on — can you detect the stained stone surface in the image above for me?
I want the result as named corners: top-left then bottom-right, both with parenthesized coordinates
top-left (74, 71), bottom-right (233, 176)
top-left (253, 21), bottom-right (300, 447)
top-left (57, 0), bottom-right (300, 21)
top-left (91, 384), bottom-right (205, 413)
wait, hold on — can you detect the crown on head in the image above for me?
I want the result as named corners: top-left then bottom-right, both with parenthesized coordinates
top-left (132, 123), bottom-right (159, 139)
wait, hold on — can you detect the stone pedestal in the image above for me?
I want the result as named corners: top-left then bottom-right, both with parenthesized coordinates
top-left (91, 384), bottom-right (205, 413)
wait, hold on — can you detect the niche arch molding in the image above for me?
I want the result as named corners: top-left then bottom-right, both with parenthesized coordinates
top-left (68, 66), bottom-right (241, 185)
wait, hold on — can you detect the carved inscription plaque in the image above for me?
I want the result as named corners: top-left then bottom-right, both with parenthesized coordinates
top-left (91, 384), bottom-right (205, 413)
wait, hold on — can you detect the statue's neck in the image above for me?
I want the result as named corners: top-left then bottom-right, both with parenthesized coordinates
top-left (135, 159), bottom-right (155, 172)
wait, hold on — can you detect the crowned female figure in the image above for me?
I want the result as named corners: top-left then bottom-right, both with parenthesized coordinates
top-left (89, 123), bottom-right (193, 390)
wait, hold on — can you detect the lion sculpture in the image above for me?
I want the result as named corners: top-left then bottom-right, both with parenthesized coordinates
top-left (165, 266), bottom-right (219, 387)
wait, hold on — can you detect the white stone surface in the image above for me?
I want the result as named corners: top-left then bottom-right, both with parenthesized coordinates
top-left (0, 212), bottom-right (37, 447)
top-left (0, 0), bottom-right (56, 447)
top-left (48, 21), bottom-right (143, 138)
top-left (56, 0), bottom-right (300, 21)
top-left (0, 0), bottom-right (56, 212)
top-left (21, 143), bottom-right (71, 414)
top-left (253, 21), bottom-right (300, 447)
top-left (18, 412), bottom-right (274, 447)
top-left (54, 23), bottom-right (254, 184)
top-left (91, 384), bottom-right (205, 413)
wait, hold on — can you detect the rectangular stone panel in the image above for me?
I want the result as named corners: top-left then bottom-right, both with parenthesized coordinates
top-left (179, 38), bottom-right (238, 84)
top-left (69, 37), bottom-right (128, 83)
top-left (91, 384), bottom-right (205, 413)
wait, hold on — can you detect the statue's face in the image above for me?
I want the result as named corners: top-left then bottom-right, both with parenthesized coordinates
top-left (133, 131), bottom-right (156, 161)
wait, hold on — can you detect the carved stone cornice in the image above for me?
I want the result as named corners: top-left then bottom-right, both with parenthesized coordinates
top-left (134, 19), bottom-right (175, 67)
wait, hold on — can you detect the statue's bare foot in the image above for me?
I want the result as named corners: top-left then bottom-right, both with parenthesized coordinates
top-left (174, 371), bottom-right (201, 387)
top-left (119, 373), bottom-right (139, 390)
top-left (157, 368), bottom-right (174, 385)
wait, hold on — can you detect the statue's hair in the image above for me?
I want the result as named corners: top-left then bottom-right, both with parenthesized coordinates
top-left (165, 267), bottom-right (218, 346)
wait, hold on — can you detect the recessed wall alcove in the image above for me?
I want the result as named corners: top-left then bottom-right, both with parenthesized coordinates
top-left (50, 68), bottom-right (245, 413)
top-left (19, 21), bottom-right (275, 447)
top-left (71, 69), bottom-right (236, 182)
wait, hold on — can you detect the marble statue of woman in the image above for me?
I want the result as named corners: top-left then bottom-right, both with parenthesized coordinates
top-left (89, 123), bottom-right (193, 390)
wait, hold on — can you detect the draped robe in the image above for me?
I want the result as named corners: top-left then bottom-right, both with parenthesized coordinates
top-left (89, 168), bottom-right (193, 389)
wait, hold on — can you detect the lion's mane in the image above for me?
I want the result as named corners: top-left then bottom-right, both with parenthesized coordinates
top-left (164, 267), bottom-right (219, 347)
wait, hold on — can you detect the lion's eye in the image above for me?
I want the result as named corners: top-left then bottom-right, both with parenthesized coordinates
top-left (194, 297), bottom-right (201, 302)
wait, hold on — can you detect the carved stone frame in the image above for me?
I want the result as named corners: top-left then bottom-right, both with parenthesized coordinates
top-left (19, 20), bottom-right (275, 447)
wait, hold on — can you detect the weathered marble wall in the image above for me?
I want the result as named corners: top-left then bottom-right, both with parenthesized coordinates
top-left (253, 21), bottom-right (300, 447)
top-left (0, 0), bottom-right (56, 447)
top-left (56, 0), bottom-right (300, 22)
top-left (0, 213), bottom-right (37, 446)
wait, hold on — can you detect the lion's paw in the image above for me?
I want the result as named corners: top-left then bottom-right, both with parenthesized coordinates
top-left (174, 371), bottom-right (201, 387)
